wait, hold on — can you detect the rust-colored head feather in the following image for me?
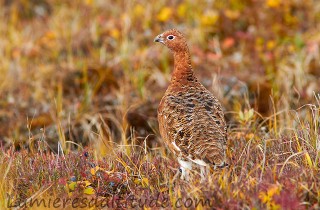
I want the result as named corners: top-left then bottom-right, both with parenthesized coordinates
top-left (155, 29), bottom-right (193, 83)
top-left (154, 29), bottom-right (188, 52)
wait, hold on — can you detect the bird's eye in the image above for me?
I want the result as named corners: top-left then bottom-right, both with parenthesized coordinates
top-left (167, 35), bottom-right (175, 40)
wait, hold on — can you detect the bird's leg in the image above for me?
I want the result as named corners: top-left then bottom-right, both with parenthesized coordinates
top-left (172, 168), bottom-right (181, 183)
top-left (183, 167), bottom-right (192, 181)
top-left (180, 167), bottom-right (186, 180)
top-left (200, 166), bottom-right (206, 182)
top-left (200, 165), bottom-right (210, 182)
top-left (178, 158), bottom-right (192, 181)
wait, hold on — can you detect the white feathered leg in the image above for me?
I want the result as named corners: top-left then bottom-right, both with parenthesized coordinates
top-left (178, 158), bottom-right (193, 181)
top-left (200, 165), bottom-right (206, 181)
top-left (200, 165), bottom-right (210, 182)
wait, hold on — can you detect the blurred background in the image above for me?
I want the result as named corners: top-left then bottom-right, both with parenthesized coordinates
top-left (0, 0), bottom-right (319, 151)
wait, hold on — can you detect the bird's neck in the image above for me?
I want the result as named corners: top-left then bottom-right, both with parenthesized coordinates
top-left (171, 50), bottom-right (195, 84)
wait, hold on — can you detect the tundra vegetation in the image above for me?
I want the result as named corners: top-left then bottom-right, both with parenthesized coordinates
top-left (0, 0), bottom-right (319, 209)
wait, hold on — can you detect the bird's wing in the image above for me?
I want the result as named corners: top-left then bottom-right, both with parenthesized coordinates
top-left (158, 85), bottom-right (227, 166)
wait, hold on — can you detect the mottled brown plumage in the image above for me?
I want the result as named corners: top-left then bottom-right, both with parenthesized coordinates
top-left (154, 29), bottom-right (227, 180)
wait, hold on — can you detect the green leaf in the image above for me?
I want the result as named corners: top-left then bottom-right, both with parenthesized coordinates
top-left (239, 111), bottom-right (244, 121)
top-left (68, 182), bottom-right (77, 191)
top-left (84, 187), bottom-right (95, 195)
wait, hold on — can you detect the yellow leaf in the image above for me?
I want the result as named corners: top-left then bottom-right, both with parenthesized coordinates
top-left (90, 166), bottom-right (103, 176)
top-left (83, 187), bottom-right (95, 195)
top-left (110, 29), bottom-right (120, 40)
top-left (44, 31), bottom-right (56, 40)
top-left (267, 40), bottom-right (276, 50)
top-left (288, 44), bottom-right (295, 52)
top-left (84, 180), bottom-right (91, 187)
top-left (266, 0), bottom-right (281, 8)
top-left (133, 4), bottom-right (144, 17)
top-left (258, 191), bottom-right (269, 203)
top-left (284, 13), bottom-right (297, 25)
top-left (256, 37), bottom-right (264, 46)
top-left (248, 108), bottom-right (254, 119)
top-left (68, 182), bottom-right (77, 191)
top-left (142, 178), bottom-right (149, 187)
top-left (239, 192), bottom-right (245, 200)
top-left (85, 0), bottom-right (93, 5)
top-left (157, 7), bottom-right (172, 22)
top-left (90, 168), bottom-right (96, 176)
top-left (224, 9), bottom-right (240, 20)
top-left (177, 3), bottom-right (187, 17)
top-left (201, 10), bottom-right (219, 26)
top-left (305, 152), bottom-right (313, 168)
top-left (268, 186), bottom-right (279, 197)
top-left (134, 178), bottom-right (141, 185)
top-left (239, 111), bottom-right (244, 121)
top-left (246, 133), bottom-right (255, 140)
top-left (160, 187), bottom-right (168, 192)
top-left (267, 185), bottom-right (280, 197)
top-left (271, 203), bottom-right (281, 210)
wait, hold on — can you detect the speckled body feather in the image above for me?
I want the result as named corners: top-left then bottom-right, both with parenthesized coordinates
top-left (154, 29), bottom-right (227, 179)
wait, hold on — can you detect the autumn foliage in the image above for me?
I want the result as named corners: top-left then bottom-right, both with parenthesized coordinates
top-left (0, 0), bottom-right (319, 209)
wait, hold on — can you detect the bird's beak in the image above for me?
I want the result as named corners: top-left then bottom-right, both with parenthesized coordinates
top-left (154, 34), bottom-right (164, 43)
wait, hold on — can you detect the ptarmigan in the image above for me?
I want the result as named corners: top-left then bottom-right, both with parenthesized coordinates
top-left (154, 29), bottom-right (227, 180)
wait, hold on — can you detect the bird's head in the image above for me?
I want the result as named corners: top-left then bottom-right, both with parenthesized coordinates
top-left (154, 29), bottom-right (188, 52)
